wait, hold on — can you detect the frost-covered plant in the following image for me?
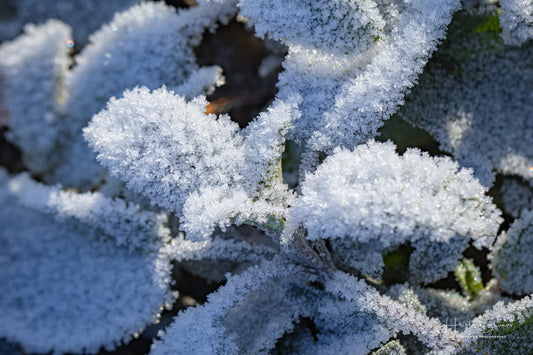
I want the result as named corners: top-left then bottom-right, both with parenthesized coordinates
top-left (0, 1), bottom-right (230, 188)
top-left (0, 168), bottom-right (174, 354)
top-left (1, 0), bottom-right (533, 354)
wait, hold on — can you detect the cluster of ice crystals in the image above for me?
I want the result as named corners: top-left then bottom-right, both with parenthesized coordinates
top-left (387, 284), bottom-right (427, 315)
top-left (85, 86), bottom-right (244, 212)
top-left (172, 66), bottom-right (225, 99)
top-left (0, 170), bottom-right (173, 354)
top-left (238, 0), bottom-right (385, 56)
top-left (414, 287), bottom-right (475, 326)
top-left (400, 9), bottom-right (533, 187)
top-left (0, 20), bottom-right (71, 174)
top-left (490, 209), bottom-right (533, 295)
top-left (500, 0), bottom-right (533, 46)
top-left (181, 185), bottom-right (290, 240)
top-left (241, 96), bottom-right (300, 193)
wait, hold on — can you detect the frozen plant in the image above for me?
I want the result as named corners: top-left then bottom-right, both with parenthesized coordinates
top-left (1, 0), bottom-right (533, 354)
top-left (0, 1), bottom-right (231, 189)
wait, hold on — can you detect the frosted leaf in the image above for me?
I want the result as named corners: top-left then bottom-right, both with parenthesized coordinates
top-left (181, 186), bottom-right (253, 239)
top-left (500, 0), bottom-right (533, 46)
top-left (290, 141), bottom-right (501, 246)
top-left (276, 0), bottom-right (460, 155)
top-left (238, 0), bottom-right (385, 56)
top-left (501, 178), bottom-right (533, 218)
top-left (64, 2), bottom-right (199, 124)
top-left (490, 209), bottom-right (533, 295)
top-left (219, 278), bottom-right (303, 354)
top-left (0, 20), bottom-right (71, 174)
top-left (458, 296), bottom-right (533, 353)
top-left (85, 86), bottom-right (244, 220)
top-left (400, 10), bottom-right (533, 187)
top-left (0, 0), bottom-right (140, 44)
top-left (291, 141), bottom-right (501, 280)
top-left (150, 259), bottom-right (307, 355)
top-left (0, 174), bottom-right (173, 354)
top-left (86, 87), bottom-right (297, 240)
